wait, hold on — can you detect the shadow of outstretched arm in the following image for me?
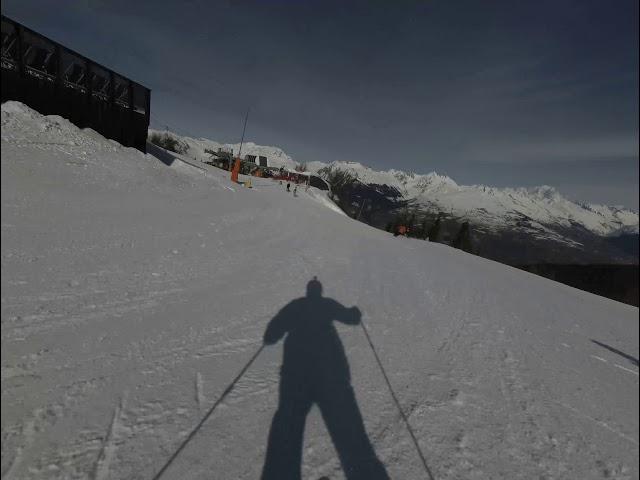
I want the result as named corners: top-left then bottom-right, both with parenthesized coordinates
top-left (330, 300), bottom-right (361, 325)
top-left (263, 302), bottom-right (295, 345)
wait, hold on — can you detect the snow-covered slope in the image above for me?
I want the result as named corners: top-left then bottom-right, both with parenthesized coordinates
top-left (3, 103), bottom-right (638, 479)
top-left (148, 130), bottom-right (638, 239)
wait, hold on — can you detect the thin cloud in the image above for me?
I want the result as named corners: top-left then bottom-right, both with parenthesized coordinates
top-left (472, 137), bottom-right (639, 164)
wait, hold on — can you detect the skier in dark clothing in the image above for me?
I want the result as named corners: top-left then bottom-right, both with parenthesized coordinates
top-left (261, 278), bottom-right (389, 480)
top-left (286, 182), bottom-right (291, 192)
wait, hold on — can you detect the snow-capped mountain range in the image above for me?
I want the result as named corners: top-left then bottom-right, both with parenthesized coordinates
top-left (322, 161), bottom-right (638, 238)
top-left (149, 130), bottom-right (638, 240)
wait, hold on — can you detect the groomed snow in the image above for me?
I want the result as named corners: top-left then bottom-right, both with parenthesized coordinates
top-left (2, 102), bottom-right (638, 479)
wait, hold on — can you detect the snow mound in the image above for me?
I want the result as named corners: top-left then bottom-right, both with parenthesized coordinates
top-left (148, 129), bottom-right (299, 171)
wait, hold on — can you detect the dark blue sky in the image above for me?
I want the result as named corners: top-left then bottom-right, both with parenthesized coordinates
top-left (3, 0), bottom-right (638, 208)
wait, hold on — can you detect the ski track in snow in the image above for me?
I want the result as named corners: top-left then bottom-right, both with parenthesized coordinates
top-left (1, 102), bottom-right (638, 479)
top-left (195, 372), bottom-right (204, 409)
top-left (91, 397), bottom-right (124, 480)
top-left (613, 364), bottom-right (639, 376)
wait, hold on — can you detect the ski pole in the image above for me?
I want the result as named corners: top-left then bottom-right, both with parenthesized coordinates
top-left (359, 318), bottom-right (436, 480)
top-left (152, 344), bottom-right (265, 480)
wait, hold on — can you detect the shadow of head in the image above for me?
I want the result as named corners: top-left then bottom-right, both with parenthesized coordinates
top-left (263, 276), bottom-right (361, 348)
top-left (306, 275), bottom-right (322, 298)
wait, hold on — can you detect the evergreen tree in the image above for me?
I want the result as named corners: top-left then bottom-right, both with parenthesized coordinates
top-left (427, 214), bottom-right (442, 242)
top-left (149, 132), bottom-right (188, 154)
top-left (317, 165), bottom-right (357, 201)
top-left (408, 208), bottom-right (418, 230)
top-left (390, 214), bottom-right (400, 235)
top-left (453, 221), bottom-right (474, 253)
top-left (419, 218), bottom-right (429, 240)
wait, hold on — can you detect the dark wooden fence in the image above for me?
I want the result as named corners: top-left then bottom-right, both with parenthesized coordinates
top-left (1, 15), bottom-right (150, 152)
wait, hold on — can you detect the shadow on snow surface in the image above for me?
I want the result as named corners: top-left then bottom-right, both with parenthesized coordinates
top-left (261, 277), bottom-right (390, 480)
top-left (591, 339), bottom-right (639, 367)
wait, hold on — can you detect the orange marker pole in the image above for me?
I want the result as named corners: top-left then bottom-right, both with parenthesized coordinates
top-left (231, 158), bottom-right (241, 183)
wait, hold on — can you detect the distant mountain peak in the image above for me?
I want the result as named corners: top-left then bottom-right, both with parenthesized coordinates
top-left (528, 185), bottom-right (562, 201)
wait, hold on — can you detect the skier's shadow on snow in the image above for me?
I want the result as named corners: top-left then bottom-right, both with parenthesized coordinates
top-left (261, 277), bottom-right (389, 480)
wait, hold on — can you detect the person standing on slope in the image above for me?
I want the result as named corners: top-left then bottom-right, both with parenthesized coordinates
top-left (261, 277), bottom-right (389, 480)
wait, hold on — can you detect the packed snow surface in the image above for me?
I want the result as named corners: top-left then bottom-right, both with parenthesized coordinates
top-left (2, 102), bottom-right (639, 479)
